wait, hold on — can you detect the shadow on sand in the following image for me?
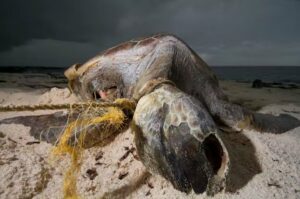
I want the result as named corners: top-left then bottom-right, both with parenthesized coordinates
top-left (101, 171), bottom-right (151, 199)
top-left (218, 129), bottom-right (262, 193)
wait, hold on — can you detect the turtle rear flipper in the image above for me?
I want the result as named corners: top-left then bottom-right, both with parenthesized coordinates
top-left (202, 82), bottom-right (300, 134)
top-left (251, 113), bottom-right (300, 134)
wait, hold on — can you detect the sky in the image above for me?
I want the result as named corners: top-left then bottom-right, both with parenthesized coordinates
top-left (1, 0), bottom-right (300, 67)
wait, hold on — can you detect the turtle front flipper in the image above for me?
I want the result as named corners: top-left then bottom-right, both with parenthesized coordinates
top-left (0, 111), bottom-right (72, 144)
top-left (132, 84), bottom-right (229, 195)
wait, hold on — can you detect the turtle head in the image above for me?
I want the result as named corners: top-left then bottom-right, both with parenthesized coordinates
top-left (64, 63), bottom-right (124, 101)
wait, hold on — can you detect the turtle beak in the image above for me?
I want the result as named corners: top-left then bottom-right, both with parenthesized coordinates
top-left (64, 63), bottom-right (82, 93)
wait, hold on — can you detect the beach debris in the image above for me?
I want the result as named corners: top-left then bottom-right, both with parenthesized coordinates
top-left (267, 180), bottom-right (282, 189)
top-left (95, 162), bottom-right (104, 166)
top-left (85, 185), bottom-right (97, 192)
top-left (145, 190), bottom-right (151, 196)
top-left (118, 170), bottom-right (129, 180)
top-left (26, 141), bottom-right (40, 145)
top-left (252, 79), bottom-right (299, 89)
top-left (95, 151), bottom-right (104, 161)
top-left (86, 168), bottom-right (98, 180)
top-left (0, 131), bottom-right (5, 138)
top-left (147, 181), bottom-right (154, 189)
top-left (119, 147), bottom-right (135, 161)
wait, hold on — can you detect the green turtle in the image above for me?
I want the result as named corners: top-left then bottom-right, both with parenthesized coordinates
top-left (62, 33), bottom-right (300, 194)
top-left (2, 34), bottom-right (300, 195)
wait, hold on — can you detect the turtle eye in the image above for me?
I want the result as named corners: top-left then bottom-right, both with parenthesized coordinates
top-left (110, 86), bottom-right (117, 89)
top-left (93, 91), bottom-right (101, 100)
top-left (104, 86), bottom-right (117, 91)
top-left (102, 86), bottom-right (122, 101)
top-left (89, 80), bottom-right (102, 100)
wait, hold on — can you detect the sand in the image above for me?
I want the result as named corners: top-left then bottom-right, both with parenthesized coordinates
top-left (0, 80), bottom-right (299, 199)
top-left (220, 80), bottom-right (300, 110)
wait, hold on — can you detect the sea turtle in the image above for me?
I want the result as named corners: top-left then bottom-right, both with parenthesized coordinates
top-left (2, 34), bottom-right (300, 195)
top-left (63, 33), bottom-right (300, 194)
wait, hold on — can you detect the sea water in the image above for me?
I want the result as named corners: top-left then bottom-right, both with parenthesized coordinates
top-left (212, 66), bottom-right (300, 83)
top-left (0, 66), bottom-right (299, 88)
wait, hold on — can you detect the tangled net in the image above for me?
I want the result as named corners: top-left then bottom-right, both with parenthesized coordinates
top-left (0, 99), bottom-right (136, 199)
top-left (52, 99), bottom-right (136, 199)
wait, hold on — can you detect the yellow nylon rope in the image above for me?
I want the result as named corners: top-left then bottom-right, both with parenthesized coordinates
top-left (0, 98), bottom-right (136, 198)
top-left (0, 101), bottom-right (135, 112)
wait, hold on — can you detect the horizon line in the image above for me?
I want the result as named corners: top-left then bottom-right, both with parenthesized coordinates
top-left (0, 65), bottom-right (300, 68)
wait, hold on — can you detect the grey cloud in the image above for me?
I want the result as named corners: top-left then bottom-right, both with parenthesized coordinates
top-left (201, 41), bottom-right (300, 65)
top-left (0, 39), bottom-right (101, 66)
top-left (1, 0), bottom-right (300, 66)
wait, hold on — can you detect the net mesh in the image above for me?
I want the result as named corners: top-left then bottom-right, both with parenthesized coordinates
top-left (51, 98), bottom-right (136, 199)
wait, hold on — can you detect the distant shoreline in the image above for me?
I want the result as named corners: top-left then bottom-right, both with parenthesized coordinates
top-left (0, 66), bottom-right (300, 84)
top-left (0, 66), bottom-right (66, 73)
top-left (0, 65), bottom-right (300, 73)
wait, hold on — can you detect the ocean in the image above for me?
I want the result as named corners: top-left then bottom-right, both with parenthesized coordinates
top-left (0, 66), bottom-right (299, 88)
top-left (212, 66), bottom-right (300, 83)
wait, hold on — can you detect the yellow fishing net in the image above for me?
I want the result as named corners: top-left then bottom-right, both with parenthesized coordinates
top-left (52, 98), bottom-right (136, 199)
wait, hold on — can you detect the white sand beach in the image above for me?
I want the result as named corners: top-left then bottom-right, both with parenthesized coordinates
top-left (0, 79), bottom-right (300, 199)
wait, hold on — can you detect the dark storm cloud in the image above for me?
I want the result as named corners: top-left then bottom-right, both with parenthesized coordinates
top-left (0, 0), bottom-right (134, 51)
top-left (1, 0), bottom-right (300, 66)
